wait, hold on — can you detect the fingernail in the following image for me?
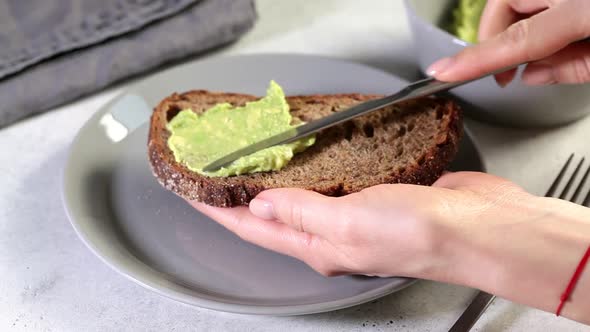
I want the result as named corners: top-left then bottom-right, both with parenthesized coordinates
top-left (523, 66), bottom-right (557, 85)
top-left (426, 57), bottom-right (455, 77)
top-left (249, 198), bottom-right (275, 220)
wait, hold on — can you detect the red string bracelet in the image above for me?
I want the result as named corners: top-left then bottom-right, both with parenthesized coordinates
top-left (556, 244), bottom-right (590, 316)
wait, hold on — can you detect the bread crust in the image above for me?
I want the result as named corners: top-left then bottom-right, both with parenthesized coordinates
top-left (148, 90), bottom-right (463, 207)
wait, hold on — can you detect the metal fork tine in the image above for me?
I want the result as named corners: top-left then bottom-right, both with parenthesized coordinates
top-left (546, 153), bottom-right (574, 197)
top-left (584, 187), bottom-right (590, 207)
top-left (559, 157), bottom-right (585, 199)
top-left (571, 162), bottom-right (590, 203)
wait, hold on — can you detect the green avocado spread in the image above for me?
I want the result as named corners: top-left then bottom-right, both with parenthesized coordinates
top-left (450, 0), bottom-right (487, 43)
top-left (166, 81), bottom-right (315, 177)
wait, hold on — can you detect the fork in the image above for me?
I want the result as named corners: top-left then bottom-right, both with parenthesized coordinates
top-left (448, 153), bottom-right (590, 332)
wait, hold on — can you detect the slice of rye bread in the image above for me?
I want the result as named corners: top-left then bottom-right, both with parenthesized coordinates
top-left (148, 90), bottom-right (463, 207)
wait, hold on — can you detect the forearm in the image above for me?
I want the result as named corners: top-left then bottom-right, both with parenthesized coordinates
top-left (441, 196), bottom-right (590, 323)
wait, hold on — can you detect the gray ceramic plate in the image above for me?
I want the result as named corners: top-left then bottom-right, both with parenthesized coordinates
top-left (62, 54), bottom-right (484, 316)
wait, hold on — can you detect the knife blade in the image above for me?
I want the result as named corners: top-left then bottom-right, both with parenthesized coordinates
top-left (202, 67), bottom-right (515, 173)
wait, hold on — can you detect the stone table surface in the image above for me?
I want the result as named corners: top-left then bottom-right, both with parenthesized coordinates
top-left (1, 0), bottom-right (589, 331)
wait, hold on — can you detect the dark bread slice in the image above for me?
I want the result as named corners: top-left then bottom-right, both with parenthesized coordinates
top-left (148, 90), bottom-right (463, 207)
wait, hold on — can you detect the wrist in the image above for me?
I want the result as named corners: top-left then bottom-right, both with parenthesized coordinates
top-left (442, 194), bottom-right (590, 316)
top-left (421, 193), bottom-right (547, 286)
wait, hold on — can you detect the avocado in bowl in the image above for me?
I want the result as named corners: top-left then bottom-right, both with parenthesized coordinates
top-left (447, 0), bottom-right (487, 44)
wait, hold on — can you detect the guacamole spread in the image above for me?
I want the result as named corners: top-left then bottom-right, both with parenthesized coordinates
top-left (450, 0), bottom-right (487, 43)
top-left (166, 81), bottom-right (315, 177)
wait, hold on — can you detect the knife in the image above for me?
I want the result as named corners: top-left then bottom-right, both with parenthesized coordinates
top-left (202, 68), bottom-right (515, 173)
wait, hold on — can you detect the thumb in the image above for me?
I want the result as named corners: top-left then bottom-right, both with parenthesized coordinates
top-left (522, 42), bottom-right (590, 85)
top-left (249, 188), bottom-right (338, 235)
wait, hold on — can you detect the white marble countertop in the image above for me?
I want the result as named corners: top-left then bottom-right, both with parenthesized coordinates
top-left (1, 0), bottom-right (589, 331)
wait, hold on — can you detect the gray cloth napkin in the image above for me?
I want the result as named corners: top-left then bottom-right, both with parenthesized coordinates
top-left (0, 0), bottom-right (257, 127)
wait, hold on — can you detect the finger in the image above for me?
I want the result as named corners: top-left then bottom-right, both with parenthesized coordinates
top-left (428, 0), bottom-right (590, 82)
top-left (433, 171), bottom-right (510, 190)
top-left (190, 201), bottom-right (318, 261)
top-left (509, 0), bottom-right (563, 13)
top-left (249, 188), bottom-right (341, 236)
top-left (478, 0), bottom-right (519, 86)
top-left (479, 0), bottom-right (559, 85)
top-left (486, 0), bottom-right (568, 34)
top-left (432, 171), bottom-right (473, 190)
top-left (433, 171), bottom-right (525, 193)
top-left (478, 0), bottom-right (520, 42)
top-left (522, 42), bottom-right (590, 84)
top-left (480, 0), bottom-right (558, 41)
